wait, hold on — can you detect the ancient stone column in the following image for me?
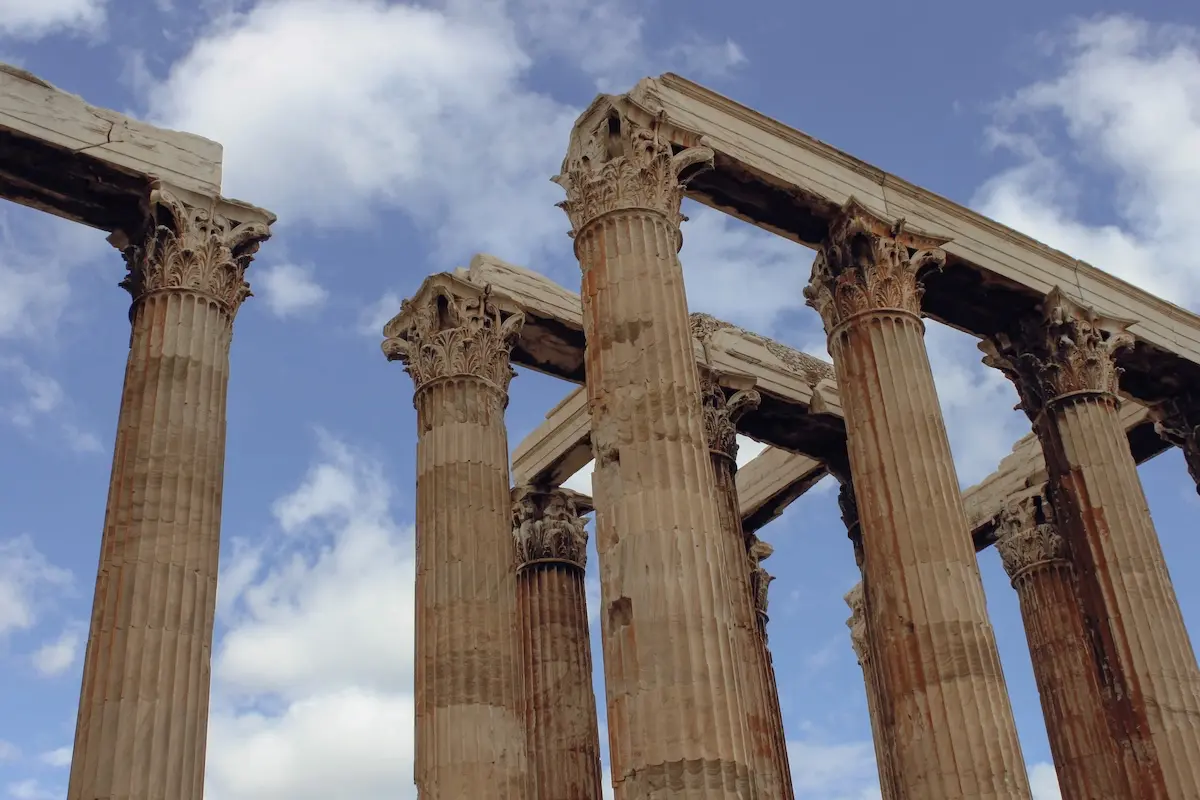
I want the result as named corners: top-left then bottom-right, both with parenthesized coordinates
top-left (746, 539), bottom-right (793, 799)
top-left (846, 584), bottom-right (898, 800)
top-left (982, 288), bottom-right (1200, 798)
top-left (804, 200), bottom-right (1031, 798)
top-left (700, 371), bottom-right (794, 799)
top-left (994, 492), bottom-right (1129, 800)
top-left (382, 283), bottom-right (527, 799)
top-left (68, 186), bottom-right (273, 800)
top-left (1150, 397), bottom-right (1200, 496)
top-left (554, 106), bottom-right (765, 797)
top-left (511, 486), bottom-right (604, 800)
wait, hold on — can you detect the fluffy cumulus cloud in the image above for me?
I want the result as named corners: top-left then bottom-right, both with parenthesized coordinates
top-left (0, 535), bottom-right (71, 638)
top-left (204, 432), bottom-right (417, 799)
top-left (977, 14), bottom-right (1200, 311)
top-left (256, 263), bottom-right (329, 319)
top-left (30, 626), bottom-right (83, 677)
top-left (0, 0), bottom-right (106, 40)
top-left (142, 0), bottom-right (576, 264)
top-left (787, 739), bottom-right (881, 799)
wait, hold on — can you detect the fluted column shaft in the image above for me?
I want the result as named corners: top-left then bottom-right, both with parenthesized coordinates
top-left (69, 188), bottom-right (273, 800)
top-left (995, 496), bottom-right (1129, 799)
top-left (846, 583), bottom-right (899, 800)
top-left (701, 374), bottom-right (794, 799)
top-left (384, 286), bottom-right (527, 799)
top-left (512, 487), bottom-right (603, 800)
top-left (556, 114), bottom-right (762, 798)
top-left (983, 289), bottom-right (1200, 799)
top-left (805, 202), bottom-right (1030, 799)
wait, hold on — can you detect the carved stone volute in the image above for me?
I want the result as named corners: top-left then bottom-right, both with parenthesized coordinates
top-left (748, 537), bottom-right (775, 631)
top-left (980, 287), bottom-right (1135, 419)
top-left (844, 583), bottom-right (868, 665)
top-left (552, 102), bottom-right (713, 242)
top-left (1150, 397), bottom-right (1200, 493)
top-left (112, 184), bottom-right (273, 317)
top-left (512, 486), bottom-right (589, 569)
top-left (994, 492), bottom-right (1069, 583)
top-left (699, 369), bottom-right (760, 463)
top-left (381, 282), bottom-right (524, 397)
top-left (804, 198), bottom-right (949, 334)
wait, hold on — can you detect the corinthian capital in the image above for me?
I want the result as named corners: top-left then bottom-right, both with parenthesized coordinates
top-left (844, 582), bottom-right (868, 665)
top-left (511, 486), bottom-right (590, 569)
top-left (980, 287), bottom-right (1135, 416)
top-left (381, 278), bottom-right (524, 396)
top-left (994, 493), bottom-right (1069, 582)
top-left (748, 537), bottom-right (775, 621)
top-left (699, 369), bottom-right (760, 462)
top-left (112, 184), bottom-right (274, 315)
top-left (1149, 397), bottom-right (1200, 491)
top-left (803, 199), bottom-right (949, 333)
top-left (552, 101), bottom-right (713, 239)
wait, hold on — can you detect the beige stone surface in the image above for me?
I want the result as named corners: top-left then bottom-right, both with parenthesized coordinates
top-left (555, 101), bottom-right (764, 798)
top-left (984, 290), bottom-right (1200, 798)
top-left (511, 385), bottom-right (593, 487)
top-left (699, 371), bottom-right (793, 799)
top-left (0, 63), bottom-right (223, 229)
top-left (845, 583), bottom-right (898, 800)
top-left (994, 494), bottom-right (1129, 800)
top-left (619, 73), bottom-right (1200, 377)
top-left (807, 201), bottom-right (1031, 798)
top-left (69, 186), bottom-right (272, 800)
top-left (382, 284), bottom-right (528, 799)
top-left (512, 486), bottom-right (604, 800)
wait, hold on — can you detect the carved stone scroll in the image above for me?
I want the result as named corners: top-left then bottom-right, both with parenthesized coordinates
top-left (512, 487), bottom-right (589, 569)
top-left (382, 282), bottom-right (524, 398)
top-left (803, 198), bottom-right (948, 333)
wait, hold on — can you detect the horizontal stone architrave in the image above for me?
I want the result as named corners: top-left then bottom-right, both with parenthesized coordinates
top-left (0, 62), bottom-right (225, 231)
top-left (428, 254), bottom-right (1163, 549)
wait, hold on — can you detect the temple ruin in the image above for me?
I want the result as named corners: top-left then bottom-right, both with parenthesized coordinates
top-left (5, 56), bottom-right (1200, 800)
top-left (383, 75), bottom-right (1200, 799)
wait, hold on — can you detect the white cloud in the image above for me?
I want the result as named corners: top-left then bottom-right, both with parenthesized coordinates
top-left (31, 626), bottom-right (82, 677)
top-left (668, 36), bottom-right (748, 79)
top-left (143, 0), bottom-right (575, 265)
top-left (681, 206), bottom-right (815, 333)
top-left (356, 292), bottom-right (402, 338)
top-left (0, 740), bottom-right (18, 761)
top-left (6, 778), bottom-right (56, 800)
top-left (0, 357), bottom-right (104, 455)
top-left (0, 0), bottom-right (105, 40)
top-left (977, 15), bottom-right (1200, 311)
top-left (0, 535), bottom-right (72, 637)
top-left (257, 263), bottom-right (328, 319)
top-left (39, 747), bottom-right (72, 768)
top-left (1029, 761), bottom-right (1062, 800)
top-left (787, 739), bottom-right (881, 799)
top-left (205, 432), bottom-right (417, 799)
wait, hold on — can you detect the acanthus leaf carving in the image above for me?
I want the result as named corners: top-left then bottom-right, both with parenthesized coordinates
top-left (553, 107), bottom-right (713, 239)
top-left (1148, 397), bottom-right (1200, 494)
top-left (114, 184), bottom-right (272, 316)
top-left (803, 198), bottom-right (948, 333)
top-left (980, 287), bottom-right (1135, 416)
top-left (994, 492), bottom-right (1069, 582)
top-left (844, 582), bottom-right (868, 665)
top-left (512, 487), bottom-right (589, 568)
top-left (748, 537), bottom-right (775, 624)
top-left (381, 283), bottom-right (524, 397)
top-left (699, 368), bottom-right (760, 461)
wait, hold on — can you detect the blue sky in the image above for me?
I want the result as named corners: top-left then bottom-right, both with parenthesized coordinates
top-left (1, 1), bottom-right (1200, 798)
